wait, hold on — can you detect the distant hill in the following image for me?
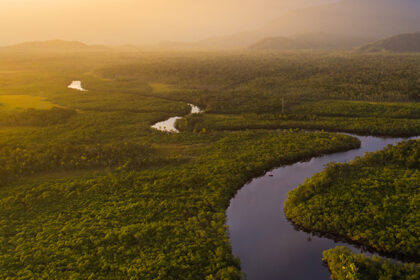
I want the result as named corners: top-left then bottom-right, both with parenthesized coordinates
top-left (199, 0), bottom-right (420, 49)
top-left (0, 40), bottom-right (109, 53)
top-left (250, 37), bottom-right (309, 51)
top-left (250, 33), bottom-right (373, 50)
top-left (196, 31), bottom-right (268, 49)
top-left (360, 31), bottom-right (420, 52)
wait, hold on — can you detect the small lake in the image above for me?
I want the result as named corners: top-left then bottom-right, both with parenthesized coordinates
top-left (151, 103), bottom-right (202, 132)
top-left (227, 134), bottom-right (418, 280)
top-left (68, 80), bottom-right (87, 91)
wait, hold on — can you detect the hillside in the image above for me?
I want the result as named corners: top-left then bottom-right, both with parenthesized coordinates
top-left (0, 40), bottom-right (109, 53)
top-left (250, 33), bottom-right (373, 50)
top-left (250, 36), bottom-right (309, 50)
top-left (200, 0), bottom-right (420, 49)
top-left (360, 31), bottom-right (420, 52)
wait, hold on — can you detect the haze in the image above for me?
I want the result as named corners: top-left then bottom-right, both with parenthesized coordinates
top-left (0, 0), bottom-right (336, 46)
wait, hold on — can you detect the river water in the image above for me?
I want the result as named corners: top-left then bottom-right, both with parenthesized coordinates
top-left (151, 103), bottom-right (201, 132)
top-left (68, 80), bottom-right (87, 91)
top-left (227, 134), bottom-right (417, 280)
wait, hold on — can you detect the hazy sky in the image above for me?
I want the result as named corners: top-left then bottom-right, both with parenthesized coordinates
top-left (0, 0), bottom-right (337, 45)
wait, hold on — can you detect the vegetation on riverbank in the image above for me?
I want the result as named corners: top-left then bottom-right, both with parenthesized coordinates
top-left (323, 247), bottom-right (420, 280)
top-left (177, 113), bottom-right (420, 136)
top-left (0, 50), bottom-right (419, 279)
top-left (285, 139), bottom-right (420, 261)
top-left (0, 130), bottom-right (359, 279)
top-left (0, 107), bottom-right (76, 126)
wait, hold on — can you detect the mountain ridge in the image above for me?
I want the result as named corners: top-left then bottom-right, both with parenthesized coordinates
top-left (198, 0), bottom-right (420, 49)
top-left (0, 40), bottom-right (109, 52)
top-left (360, 31), bottom-right (420, 52)
top-left (250, 33), bottom-right (374, 50)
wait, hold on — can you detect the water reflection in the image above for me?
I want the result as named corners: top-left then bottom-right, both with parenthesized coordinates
top-left (151, 116), bottom-right (182, 133)
top-left (151, 103), bottom-right (202, 132)
top-left (189, 103), bottom-right (201, 114)
top-left (227, 135), bottom-right (418, 280)
top-left (68, 80), bottom-right (87, 91)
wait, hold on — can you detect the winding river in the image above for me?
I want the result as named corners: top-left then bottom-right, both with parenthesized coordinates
top-left (66, 82), bottom-right (199, 132)
top-left (151, 103), bottom-right (201, 132)
top-left (227, 134), bottom-right (418, 280)
top-left (63, 87), bottom-right (413, 277)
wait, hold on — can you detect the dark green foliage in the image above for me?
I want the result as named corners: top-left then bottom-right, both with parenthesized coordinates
top-left (290, 100), bottom-right (420, 119)
top-left (0, 141), bottom-right (158, 184)
top-left (52, 89), bottom-right (190, 114)
top-left (0, 51), bottom-right (419, 279)
top-left (323, 247), bottom-right (420, 280)
top-left (178, 113), bottom-right (420, 137)
top-left (0, 107), bottom-right (76, 126)
top-left (285, 140), bottom-right (420, 260)
top-left (100, 52), bottom-right (420, 107)
top-left (0, 131), bottom-right (359, 279)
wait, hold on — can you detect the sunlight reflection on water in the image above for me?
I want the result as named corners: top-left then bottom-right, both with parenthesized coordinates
top-left (151, 103), bottom-right (202, 132)
top-left (68, 80), bottom-right (87, 91)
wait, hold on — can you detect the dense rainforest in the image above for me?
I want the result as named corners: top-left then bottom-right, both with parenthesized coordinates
top-left (323, 247), bottom-right (419, 280)
top-left (285, 139), bottom-right (420, 277)
top-left (0, 50), bottom-right (419, 279)
top-left (101, 52), bottom-right (420, 136)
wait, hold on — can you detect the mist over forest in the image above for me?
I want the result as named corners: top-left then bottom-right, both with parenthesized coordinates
top-left (1, 0), bottom-right (419, 47)
top-left (0, 1), bottom-right (419, 280)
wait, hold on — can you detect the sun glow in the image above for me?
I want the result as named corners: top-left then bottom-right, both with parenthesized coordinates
top-left (0, 0), bottom-right (337, 45)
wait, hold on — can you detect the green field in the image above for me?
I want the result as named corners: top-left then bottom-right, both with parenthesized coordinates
top-left (0, 50), bottom-right (419, 279)
top-left (0, 95), bottom-right (58, 111)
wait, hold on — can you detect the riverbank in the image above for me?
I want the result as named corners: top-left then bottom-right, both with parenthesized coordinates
top-left (323, 247), bottom-right (419, 280)
top-left (227, 134), bottom-right (418, 280)
top-left (281, 138), bottom-right (419, 279)
top-left (151, 103), bottom-right (202, 132)
top-left (177, 113), bottom-right (420, 137)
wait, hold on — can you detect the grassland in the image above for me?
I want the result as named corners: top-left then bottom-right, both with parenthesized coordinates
top-left (0, 95), bottom-right (58, 111)
top-left (0, 50), bottom-right (418, 279)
